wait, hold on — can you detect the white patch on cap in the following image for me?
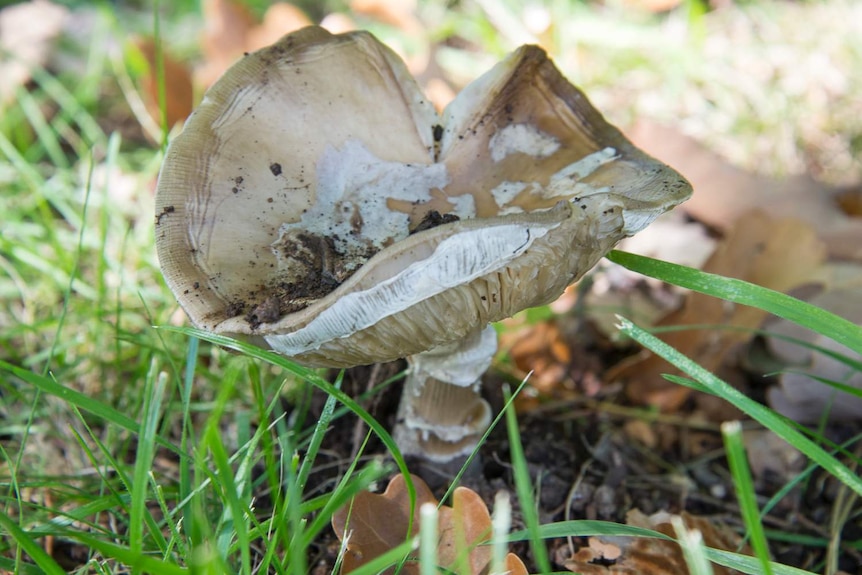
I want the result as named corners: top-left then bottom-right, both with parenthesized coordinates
top-left (264, 221), bottom-right (559, 356)
top-left (489, 124), bottom-right (560, 163)
top-left (447, 193), bottom-right (478, 219)
top-left (490, 181), bottom-right (528, 210)
top-left (543, 147), bottom-right (618, 200)
top-left (275, 139), bottom-right (449, 270)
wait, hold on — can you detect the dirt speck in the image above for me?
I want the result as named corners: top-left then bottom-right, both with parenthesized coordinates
top-left (246, 296), bottom-right (281, 327)
top-left (270, 162), bottom-right (283, 176)
top-left (409, 210), bottom-right (460, 235)
top-left (155, 205), bottom-right (175, 226)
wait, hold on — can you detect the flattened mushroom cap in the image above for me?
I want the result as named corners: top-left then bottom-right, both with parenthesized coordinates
top-left (155, 27), bottom-right (691, 367)
top-left (156, 26), bottom-right (439, 333)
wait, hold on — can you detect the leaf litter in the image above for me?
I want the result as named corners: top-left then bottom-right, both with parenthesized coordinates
top-left (331, 473), bottom-right (527, 575)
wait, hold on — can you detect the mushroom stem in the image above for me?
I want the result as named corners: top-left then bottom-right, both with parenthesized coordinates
top-left (394, 325), bottom-right (497, 461)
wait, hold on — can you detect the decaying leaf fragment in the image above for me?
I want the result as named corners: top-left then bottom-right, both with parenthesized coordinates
top-left (609, 210), bottom-right (827, 411)
top-left (331, 474), bottom-right (527, 574)
top-left (764, 287), bottom-right (862, 423)
top-left (563, 509), bottom-right (749, 575)
top-left (628, 120), bottom-right (862, 261)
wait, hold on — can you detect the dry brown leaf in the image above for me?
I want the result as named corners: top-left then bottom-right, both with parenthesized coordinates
top-left (506, 553), bottom-right (530, 575)
top-left (199, 1), bottom-right (314, 87)
top-left (742, 429), bottom-right (805, 486)
top-left (836, 186), bottom-right (862, 217)
top-left (247, 3), bottom-right (313, 52)
top-left (764, 287), bottom-right (862, 423)
top-left (508, 322), bottom-right (573, 403)
top-left (135, 39), bottom-right (194, 130)
top-left (628, 120), bottom-right (862, 261)
top-left (563, 509), bottom-right (748, 574)
top-left (199, 0), bottom-right (256, 87)
top-left (609, 210), bottom-right (827, 411)
top-left (332, 474), bottom-right (524, 574)
top-left (331, 474), bottom-right (434, 574)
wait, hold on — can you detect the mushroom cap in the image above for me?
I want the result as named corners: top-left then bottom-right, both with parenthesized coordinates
top-left (155, 26), bottom-right (691, 367)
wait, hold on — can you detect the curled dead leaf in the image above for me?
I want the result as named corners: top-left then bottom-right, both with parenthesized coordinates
top-left (609, 210), bottom-right (827, 412)
top-left (199, 0), bottom-right (313, 87)
top-left (628, 120), bottom-right (862, 261)
top-left (331, 474), bottom-right (434, 574)
top-left (563, 509), bottom-right (749, 574)
top-left (134, 38), bottom-right (194, 130)
top-left (331, 474), bottom-right (526, 574)
top-left (763, 286), bottom-right (862, 423)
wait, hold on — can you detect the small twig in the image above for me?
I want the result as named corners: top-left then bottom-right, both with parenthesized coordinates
top-left (349, 363), bottom-right (383, 461)
top-left (562, 457), bottom-right (594, 557)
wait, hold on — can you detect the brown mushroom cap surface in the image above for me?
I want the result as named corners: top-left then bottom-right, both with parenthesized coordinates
top-left (155, 26), bottom-right (691, 367)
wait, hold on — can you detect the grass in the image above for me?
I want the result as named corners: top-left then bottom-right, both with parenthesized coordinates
top-left (1, 0), bottom-right (861, 573)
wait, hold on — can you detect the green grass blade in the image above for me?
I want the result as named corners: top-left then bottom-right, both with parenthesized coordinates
top-left (509, 520), bottom-right (675, 541)
top-left (672, 515), bottom-right (714, 575)
top-left (0, 557), bottom-right (44, 575)
top-left (130, 368), bottom-right (168, 566)
top-left (503, 385), bottom-right (552, 574)
top-left (606, 250), bottom-right (862, 355)
top-left (705, 548), bottom-right (813, 575)
top-left (205, 423), bottom-right (252, 574)
top-left (722, 421), bottom-right (773, 575)
top-left (617, 318), bottom-right (862, 498)
top-left (509, 521), bottom-right (813, 575)
top-left (70, 532), bottom-right (189, 575)
top-left (296, 375), bottom-right (340, 494)
top-left (16, 86), bottom-right (69, 168)
top-left (156, 326), bottom-right (417, 508)
top-left (1, 360), bottom-right (138, 431)
top-left (179, 336), bottom-right (198, 544)
top-left (345, 536), bottom-right (418, 575)
top-left (0, 511), bottom-right (67, 575)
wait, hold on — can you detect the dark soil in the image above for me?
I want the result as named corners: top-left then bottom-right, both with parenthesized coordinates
top-left (296, 328), bottom-right (862, 574)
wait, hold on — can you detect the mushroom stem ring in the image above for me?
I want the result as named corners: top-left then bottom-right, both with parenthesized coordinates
top-left (395, 326), bottom-right (497, 461)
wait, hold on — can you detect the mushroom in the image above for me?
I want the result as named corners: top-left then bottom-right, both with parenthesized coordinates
top-left (155, 27), bottom-right (691, 461)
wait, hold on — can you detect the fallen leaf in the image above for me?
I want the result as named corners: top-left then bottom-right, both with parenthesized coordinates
top-left (437, 487), bottom-right (492, 574)
top-left (199, 1), bottom-right (313, 87)
top-left (246, 3), bottom-right (313, 53)
top-left (628, 120), bottom-right (862, 261)
top-left (506, 553), bottom-right (530, 575)
top-left (331, 474), bottom-right (434, 574)
top-left (508, 322), bottom-right (573, 402)
top-left (503, 317), bottom-right (611, 412)
top-left (764, 287), bottom-right (862, 423)
top-left (609, 211), bottom-right (827, 412)
top-left (135, 38), bottom-right (194, 130)
top-left (332, 474), bottom-right (525, 574)
top-left (835, 186), bottom-right (862, 217)
top-left (198, 0), bottom-right (256, 87)
top-left (742, 429), bottom-right (805, 488)
top-left (563, 509), bottom-right (748, 574)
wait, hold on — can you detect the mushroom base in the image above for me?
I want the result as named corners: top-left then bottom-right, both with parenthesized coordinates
top-left (393, 326), bottom-right (497, 462)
